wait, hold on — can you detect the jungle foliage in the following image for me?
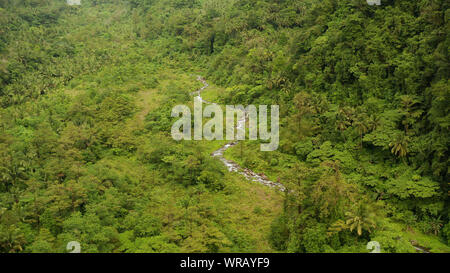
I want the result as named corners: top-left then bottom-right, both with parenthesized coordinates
top-left (0, 0), bottom-right (448, 253)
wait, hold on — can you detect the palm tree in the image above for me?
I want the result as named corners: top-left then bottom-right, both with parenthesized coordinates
top-left (336, 107), bottom-right (354, 140)
top-left (389, 133), bottom-right (409, 159)
top-left (429, 216), bottom-right (443, 236)
top-left (329, 203), bottom-right (377, 236)
top-left (368, 114), bottom-right (381, 131)
top-left (399, 95), bottom-right (422, 135)
top-left (344, 208), bottom-right (377, 236)
top-left (336, 118), bottom-right (351, 133)
top-left (400, 95), bottom-right (418, 108)
top-left (352, 113), bottom-right (369, 149)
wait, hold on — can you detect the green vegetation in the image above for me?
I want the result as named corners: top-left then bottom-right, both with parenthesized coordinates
top-left (0, 0), bottom-right (448, 253)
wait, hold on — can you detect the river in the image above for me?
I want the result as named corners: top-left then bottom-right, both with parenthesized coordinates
top-left (193, 76), bottom-right (286, 192)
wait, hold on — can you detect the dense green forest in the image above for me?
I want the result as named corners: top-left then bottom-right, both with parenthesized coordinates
top-left (0, 0), bottom-right (448, 253)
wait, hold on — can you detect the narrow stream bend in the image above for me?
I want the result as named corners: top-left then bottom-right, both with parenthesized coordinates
top-left (193, 76), bottom-right (286, 192)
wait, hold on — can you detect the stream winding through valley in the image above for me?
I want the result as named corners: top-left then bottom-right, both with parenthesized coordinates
top-left (192, 76), bottom-right (286, 192)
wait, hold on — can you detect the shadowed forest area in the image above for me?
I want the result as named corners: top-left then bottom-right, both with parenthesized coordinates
top-left (0, 0), bottom-right (448, 253)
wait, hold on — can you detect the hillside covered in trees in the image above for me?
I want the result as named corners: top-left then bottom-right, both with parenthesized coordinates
top-left (0, 0), bottom-right (448, 253)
